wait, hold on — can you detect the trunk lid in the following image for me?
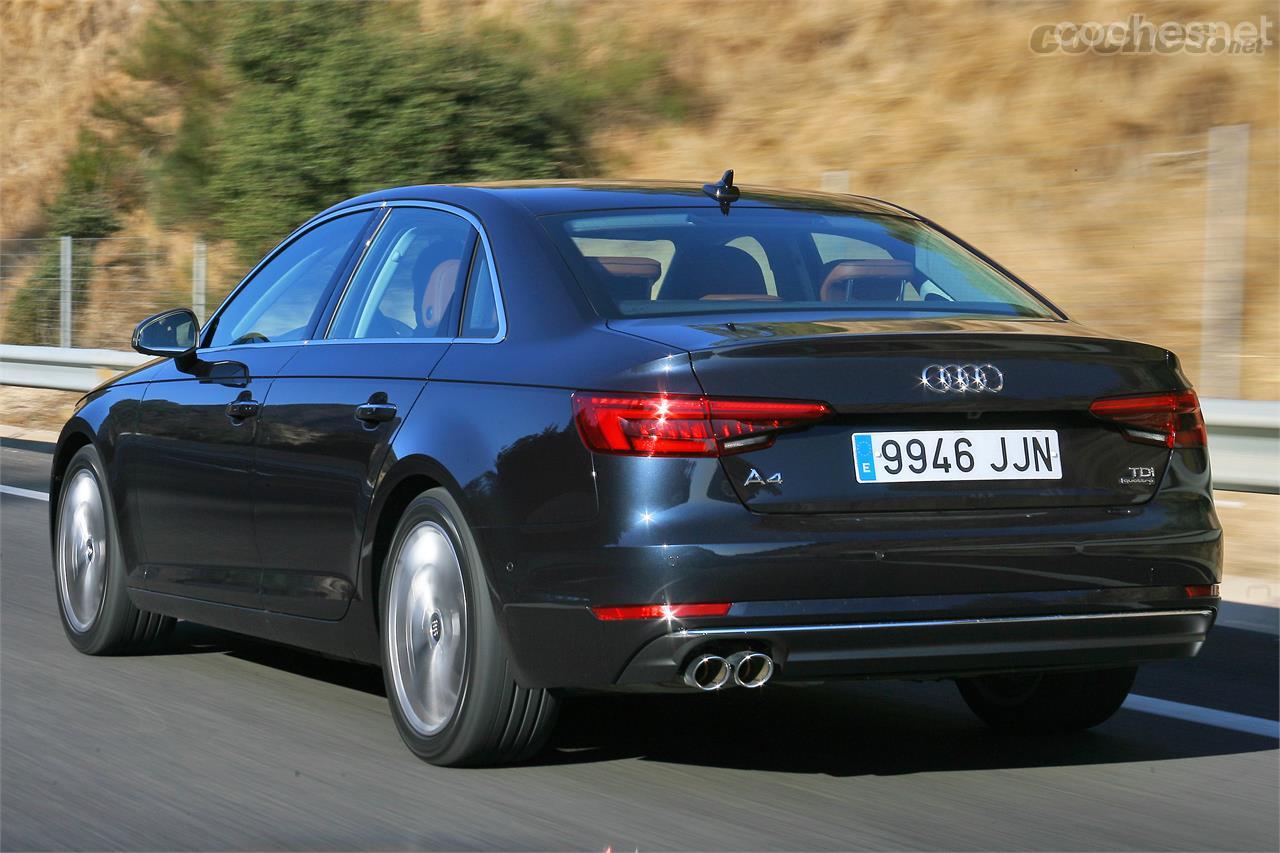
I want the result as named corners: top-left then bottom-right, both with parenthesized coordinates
top-left (609, 315), bottom-right (1182, 512)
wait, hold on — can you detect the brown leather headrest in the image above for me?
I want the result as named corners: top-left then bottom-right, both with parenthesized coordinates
top-left (820, 259), bottom-right (915, 302)
top-left (588, 256), bottom-right (662, 281)
top-left (420, 258), bottom-right (460, 334)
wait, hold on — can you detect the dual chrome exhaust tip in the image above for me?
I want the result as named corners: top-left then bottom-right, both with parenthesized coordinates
top-left (682, 651), bottom-right (774, 691)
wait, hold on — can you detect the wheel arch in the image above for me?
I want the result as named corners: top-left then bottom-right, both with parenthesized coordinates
top-left (47, 420), bottom-right (96, 542)
top-left (362, 453), bottom-right (472, 630)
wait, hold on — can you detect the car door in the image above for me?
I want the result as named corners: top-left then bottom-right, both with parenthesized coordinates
top-left (253, 204), bottom-right (495, 619)
top-left (131, 210), bottom-right (375, 608)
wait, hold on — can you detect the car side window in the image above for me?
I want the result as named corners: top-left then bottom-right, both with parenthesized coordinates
top-left (811, 232), bottom-right (892, 263)
top-left (207, 212), bottom-right (372, 348)
top-left (459, 248), bottom-right (501, 339)
top-left (327, 208), bottom-right (477, 340)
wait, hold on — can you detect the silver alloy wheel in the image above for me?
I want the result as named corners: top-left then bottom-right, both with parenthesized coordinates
top-left (56, 468), bottom-right (108, 633)
top-left (386, 520), bottom-right (468, 736)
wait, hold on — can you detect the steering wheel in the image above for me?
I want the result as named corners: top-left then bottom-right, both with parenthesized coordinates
top-left (231, 331), bottom-right (270, 345)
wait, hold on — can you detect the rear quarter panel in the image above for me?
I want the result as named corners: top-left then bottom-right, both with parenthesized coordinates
top-left (349, 193), bottom-right (710, 663)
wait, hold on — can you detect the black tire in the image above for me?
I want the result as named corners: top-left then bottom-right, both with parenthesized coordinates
top-left (956, 667), bottom-right (1137, 733)
top-left (378, 488), bottom-right (558, 766)
top-left (54, 445), bottom-right (175, 655)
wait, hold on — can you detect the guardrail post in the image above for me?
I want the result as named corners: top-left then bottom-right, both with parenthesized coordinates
top-left (59, 236), bottom-right (72, 348)
top-left (1200, 124), bottom-right (1250, 398)
top-left (192, 238), bottom-right (207, 322)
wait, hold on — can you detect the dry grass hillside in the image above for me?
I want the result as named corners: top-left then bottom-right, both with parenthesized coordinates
top-left (1, 0), bottom-right (151, 237)
top-left (447, 0), bottom-right (1280, 398)
top-left (3, 0), bottom-right (1278, 397)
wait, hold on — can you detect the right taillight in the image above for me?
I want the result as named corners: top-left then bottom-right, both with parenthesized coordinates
top-left (1089, 390), bottom-right (1207, 449)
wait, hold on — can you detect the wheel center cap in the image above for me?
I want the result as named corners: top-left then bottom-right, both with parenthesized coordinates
top-left (429, 611), bottom-right (443, 643)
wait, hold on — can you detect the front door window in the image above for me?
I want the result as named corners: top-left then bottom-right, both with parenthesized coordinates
top-left (206, 212), bottom-right (372, 348)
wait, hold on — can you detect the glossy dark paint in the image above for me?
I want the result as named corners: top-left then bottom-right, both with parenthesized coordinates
top-left (130, 347), bottom-right (296, 607)
top-left (489, 442), bottom-right (1219, 686)
top-left (54, 182), bottom-right (1222, 688)
top-left (254, 375), bottom-right (423, 619)
top-left (617, 317), bottom-right (1184, 512)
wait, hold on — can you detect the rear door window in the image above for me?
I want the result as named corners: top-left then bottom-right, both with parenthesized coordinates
top-left (459, 249), bottom-right (502, 339)
top-left (327, 207), bottom-right (477, 340)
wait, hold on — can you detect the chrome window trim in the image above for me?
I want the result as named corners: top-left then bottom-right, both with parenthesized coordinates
top-left (300, 337), bottom-right (458, 346)
top-left (320, 206), bottom-right (393, 341)
top-left (322, 200), bottom-right (507, 345)
top-left (672, 609), bottom-right (1215, 637)
top-left (191, 337), bottom-right (455, 360)
top-left (197, 198), bottom-right (507, 357)
top-left (197, 340), bottom-right (313, 357)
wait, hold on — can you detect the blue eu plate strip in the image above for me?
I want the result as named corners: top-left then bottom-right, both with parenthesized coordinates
top-left (853, 433), bottom-right (876, 482)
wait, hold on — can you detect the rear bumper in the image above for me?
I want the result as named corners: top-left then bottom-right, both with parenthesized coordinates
top-left (482, 453), bottom-right (1221, 689)
top-left (615, 606), bottom-right (1216, 685)
top-left (500, 587), bottom-right (1218, 688)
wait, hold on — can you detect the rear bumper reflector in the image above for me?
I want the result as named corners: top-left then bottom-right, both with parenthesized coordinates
top-left (591, 602), bottom-right (733, 621)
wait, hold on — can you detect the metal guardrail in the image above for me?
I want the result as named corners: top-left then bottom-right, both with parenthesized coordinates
top-left (0, 345), bottom-right (1276, 492)
top-left (0, 345), bottom-right (149, 393)
top-left (1199, 398), bottom-right (1280, 493)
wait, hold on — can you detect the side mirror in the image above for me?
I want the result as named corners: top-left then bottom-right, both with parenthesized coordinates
top-left (132, 308), bottom-right (199, 359)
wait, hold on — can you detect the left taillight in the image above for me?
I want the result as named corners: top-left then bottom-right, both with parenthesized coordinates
top-left (1089, 390), bottom-right (1207, 449)
top-left (572, 392), bottom-right (833, 457)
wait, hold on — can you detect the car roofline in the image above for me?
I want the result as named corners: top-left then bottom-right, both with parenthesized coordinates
top-left (309, 180), bottom-right (923, 223)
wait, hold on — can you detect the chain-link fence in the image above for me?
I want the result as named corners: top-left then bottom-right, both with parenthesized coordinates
top-left (0, 235), bottom-right (241, 352)
top-left (1, 125), bottom-right (1276, 400)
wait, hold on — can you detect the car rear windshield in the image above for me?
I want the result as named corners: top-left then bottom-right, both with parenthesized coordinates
top-left (541, 207), bottom-right (1055, 320)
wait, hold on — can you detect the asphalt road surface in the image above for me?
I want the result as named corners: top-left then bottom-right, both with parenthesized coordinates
top-left (2, 439), bottom-right (1277, 851)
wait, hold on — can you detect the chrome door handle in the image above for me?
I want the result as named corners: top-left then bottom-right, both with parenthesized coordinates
top-left (226, 399), bottom-right (261, 419)
top-left (355, 402), bottom-right (397, 423)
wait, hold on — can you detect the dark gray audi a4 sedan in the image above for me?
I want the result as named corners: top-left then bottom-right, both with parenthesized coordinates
top-left (51, 174), bottom-right (1221, 765)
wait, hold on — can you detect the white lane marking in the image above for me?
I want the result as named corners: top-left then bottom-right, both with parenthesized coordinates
top-left (1215, 498), bottom-right (1247, 508)
top-left (1124, 694), bottom-right (1279, 738)
top-left (0, 485), bottom-right (49, 502)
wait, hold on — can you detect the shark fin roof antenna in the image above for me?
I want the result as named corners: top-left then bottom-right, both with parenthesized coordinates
top-left (702, 169), bottom-right (740, 214)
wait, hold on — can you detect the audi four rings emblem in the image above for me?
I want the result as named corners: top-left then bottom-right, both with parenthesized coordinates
top-left (920, 364), bottom-right (1005, 393)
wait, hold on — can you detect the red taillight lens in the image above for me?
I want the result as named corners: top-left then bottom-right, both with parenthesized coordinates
top-left (1089, 391), bottom-right (1207, 449)
top-left (572, 393), bottom-right (832, 457)
top-left (590, 602), bottom-right (733, 620)
top-left (1184, 584), bottom-right (1220, 598)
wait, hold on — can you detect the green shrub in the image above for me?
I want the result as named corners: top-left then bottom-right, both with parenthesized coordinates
top-left (61, 0), bottom-right (684, 264)
top-left (4, 133), bottom-right (124, 344)
top-left (209, 2), bottom-right (586, 257)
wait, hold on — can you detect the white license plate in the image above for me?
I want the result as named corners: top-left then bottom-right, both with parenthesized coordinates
top-left (853, 429), bottom-right (1062, 483)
